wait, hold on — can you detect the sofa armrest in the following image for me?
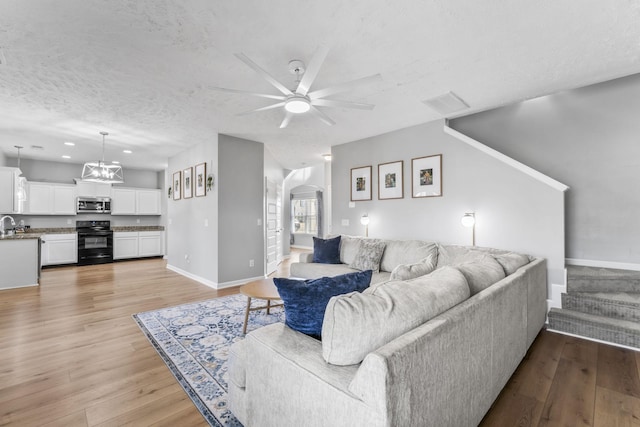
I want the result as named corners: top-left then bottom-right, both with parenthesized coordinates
top-left (242, 323), bottom-right (384, 426)
top-left (298, 252), bottom-right (314, 263)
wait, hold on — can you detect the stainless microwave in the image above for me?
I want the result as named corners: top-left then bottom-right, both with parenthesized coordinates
top-left (77, 197), bottom-right (111, 214)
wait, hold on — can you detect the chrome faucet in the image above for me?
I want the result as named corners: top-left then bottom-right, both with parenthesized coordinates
top-left (0, 215), bottom-right (16, 236)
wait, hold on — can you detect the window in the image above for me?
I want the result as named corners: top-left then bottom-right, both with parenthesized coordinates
top-left (292, 198), bottom-right (318, 235)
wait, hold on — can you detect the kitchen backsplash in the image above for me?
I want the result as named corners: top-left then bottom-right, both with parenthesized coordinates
top-left (12, 214), bottom-right (164, 229)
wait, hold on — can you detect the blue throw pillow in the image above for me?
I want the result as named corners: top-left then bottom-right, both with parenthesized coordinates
top-left (312, 236), bottom-right (342, 264)
top-left (273, 270), bottom-right (373, 338)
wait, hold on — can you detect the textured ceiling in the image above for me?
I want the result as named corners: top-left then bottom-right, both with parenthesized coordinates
top-left (1, 1), bottom-right (639, 171)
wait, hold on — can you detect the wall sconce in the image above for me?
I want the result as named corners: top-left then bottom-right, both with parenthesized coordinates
top-left (360, 213), bottom-right (370, 237)
top-left (461, 212), bottom-right (476, 246)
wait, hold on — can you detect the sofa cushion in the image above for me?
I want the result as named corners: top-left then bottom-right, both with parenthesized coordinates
top-left (312, 236), bottom-right (342, 264)
top-left (455, 255), bottom-right (506, 294)
top-left (436, 244), bottom-right (490, 268)
top-left (389, 258), bottom-right (437, 281)
top-left (322, 266), bottom-right (470, 365)
top-left (493, 252), bottom-right (531, 275)
top-left (339, 235), bottom-right (363, 265)
top-left (379, 240), bottom-right (438, 273)
top-left (273, 270), bottom-right (373, 338)
top-left (349, 240), bottom-right (387, 273)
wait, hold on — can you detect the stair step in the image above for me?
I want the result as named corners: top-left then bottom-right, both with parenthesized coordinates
top-left (548, 308), bottom-right (640, 349)
top-left (562, 292), bottom-right (640, 322)
top-left (567, 265), bottom-right (640, 293)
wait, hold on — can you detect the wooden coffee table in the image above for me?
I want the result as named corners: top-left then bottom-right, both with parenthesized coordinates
top-left (239, 278), bottom-right (283, 334)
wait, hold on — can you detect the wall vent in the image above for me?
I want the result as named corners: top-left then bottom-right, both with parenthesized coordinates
top-left (422, 91), bottom-right (470, 116)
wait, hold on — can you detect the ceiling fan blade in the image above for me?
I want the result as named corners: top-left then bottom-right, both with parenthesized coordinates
top-left (295, 45), bottom-right (330, 96)
top-left (279, 112), bottom-right (293, 129)
top-left (237, 102), bottom-right (286, 116)
top-left (209, 87), bottom-right (286, 101)
top-left (311, 99), bottom-right (375, 110)
top-left (308, 74), bottom-right (382, 100)
top-left (309, 106), bottom-right (336, 126)
top-left (235, 53), bottom-right (293, 96)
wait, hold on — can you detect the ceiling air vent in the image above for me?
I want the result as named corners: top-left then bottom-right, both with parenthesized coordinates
top-left (422, 91), bottom-right (470, 116)
top-left (31, 145), bottom-right (44, 151)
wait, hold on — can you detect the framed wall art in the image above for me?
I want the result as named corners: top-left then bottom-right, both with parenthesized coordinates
top-left (183, 167), bottom-right (193, 199)
top-left (378, 160), bottom-right (404, 200)
top-left (411, 154), bottom-right (442, 198)
top-left (172, 171), bottom-right (181, 200)
top-left (195, 162), bottom-right (207, 197)
top-left (351, 166), bottom-right (372, 201)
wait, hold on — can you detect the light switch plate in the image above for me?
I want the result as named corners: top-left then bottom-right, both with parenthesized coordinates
top-left (204, 219), bottom-right (208, 227)
top-left (257, 218), bottom-right (262, 226)
top-left (341, 219), bottom-right (350, 226)
top-left (348, 202), bottom-right (355, 208)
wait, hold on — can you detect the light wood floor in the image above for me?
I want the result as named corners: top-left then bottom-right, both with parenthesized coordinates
top-left (1, 254), bottom-right (638, 426)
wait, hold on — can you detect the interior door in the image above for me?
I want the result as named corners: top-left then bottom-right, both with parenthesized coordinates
top-left (276, 184), bottom-right (283, 265)
top-left (265, 178), bottom-right (278, 275)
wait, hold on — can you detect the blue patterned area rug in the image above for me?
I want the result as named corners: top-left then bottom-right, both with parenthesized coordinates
top-left (133, 294), bottom-right (285, 426)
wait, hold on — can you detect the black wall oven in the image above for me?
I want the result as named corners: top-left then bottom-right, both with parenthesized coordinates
top-left (77, 220), bottom-right (113, 265)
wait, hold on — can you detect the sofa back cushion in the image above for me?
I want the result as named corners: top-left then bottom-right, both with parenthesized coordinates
top-left (455, 255), bottom-right (506, 295)
top-left (389, 259), bottom-right (437, 281)
top-left (493, 252), bottom-right (531, 275)
top-left (321, 266), bottom-right (470, 365)
top-left (436, 244), bottom-right (489, 268)
top-left (379, 240), bottom-right (437, 273)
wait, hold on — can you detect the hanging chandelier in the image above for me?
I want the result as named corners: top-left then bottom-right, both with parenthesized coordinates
top-left (81, 131), bottom-right (124, 183)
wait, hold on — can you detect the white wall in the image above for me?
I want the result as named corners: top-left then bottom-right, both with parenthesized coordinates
top-left (167, 137), bottom-right (219, 285)
top-left (332, 119), bottom-right (566, 292)
top-left (450, 72), bottom-right (640, 267)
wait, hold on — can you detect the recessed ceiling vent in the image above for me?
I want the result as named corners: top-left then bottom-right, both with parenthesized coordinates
top-left (422, 91), bottom-right (470, 116)
top-left (30, 145), bottom-right (44, 151)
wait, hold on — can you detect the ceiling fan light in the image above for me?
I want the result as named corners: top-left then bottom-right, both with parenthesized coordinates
top-left (285, 96), bottom-right (311, 114)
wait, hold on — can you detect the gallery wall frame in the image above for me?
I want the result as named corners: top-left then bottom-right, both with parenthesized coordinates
top-left (351, 165), bottom-right (372, 201)
top-left (378, 160), bottom-right (404, 200)
top-left (195, 162), bottom-right (207, 197)
top-left (173, 171), bottom-right (182, 200)
top-left (411, 154), bottom-right (442, 198)
top-left (183, 167), bottom-right (193, 199)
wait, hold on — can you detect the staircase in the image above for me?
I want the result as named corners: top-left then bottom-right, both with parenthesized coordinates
top-left (547, 265), bottom-right (640, 349)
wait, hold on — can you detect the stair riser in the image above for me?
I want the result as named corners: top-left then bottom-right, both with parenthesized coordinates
top-left (561, 295), bottom-right (640, 322)
top-left (567, 278), bottom-right (640, 293)
top-left (548, 314), bottom-right (640, 348)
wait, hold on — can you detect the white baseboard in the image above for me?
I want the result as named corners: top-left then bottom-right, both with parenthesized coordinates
top-left (166, 264), bottom-right (265, 290)
top-left (546, 328), bottom-right (640, 353)
top-left (566, 258), bottom-right (640, 271)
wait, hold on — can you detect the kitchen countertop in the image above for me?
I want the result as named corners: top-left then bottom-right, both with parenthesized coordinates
top-left (0, 233), bottom-right (42, 240)
top-left (112, 226), bottom-right (165, 232)
top-left (28, 227), bottom-right (76, 234)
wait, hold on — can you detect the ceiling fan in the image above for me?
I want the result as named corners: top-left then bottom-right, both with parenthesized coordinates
top-left (212, 46), bottom-right (381, 128)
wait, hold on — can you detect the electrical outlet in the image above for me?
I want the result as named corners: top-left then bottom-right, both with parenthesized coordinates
top-left (249, 259), bottom-right (255, 267)
top-left (257, 218), bottom-right (262, 226)
top-left (349, 202), bottom-right (355, 208)
top-left (66, 219), bottom-right (72, 225)
top-left (204, 219), bottom-right (209, 227)
top-left (136, 218), bottom-right (140, 224)
top-left (169, 218), bottom-right (172, 225)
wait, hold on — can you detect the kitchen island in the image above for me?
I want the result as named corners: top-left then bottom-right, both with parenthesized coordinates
top-left (0, 233), bottom-right (40, 290)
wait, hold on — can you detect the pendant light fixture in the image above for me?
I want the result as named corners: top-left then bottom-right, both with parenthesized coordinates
top-left (81, 131), bottom-right (124, 183)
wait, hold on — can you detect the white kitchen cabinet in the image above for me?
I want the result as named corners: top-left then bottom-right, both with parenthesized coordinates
top-left (113, 231), bottom-right (163, 259)
top-left (26, 182), bottom-right (76, 215)
top-left (111, 188), bottom-right (137, 215)
top-left (0, 167), bottom-right (25, 214)
top-left (41, 233), bottom-right (77, 266)
top-left (76, 181), bottom-right (112, 198)
top-left (138, 231), bottom-right (163, 257)
top-left (113, 232), bottom-right (139, 259)
top-left (136, 190), bottom-right (161, 215)
top-left (111, 187), bottom-right (161, 215)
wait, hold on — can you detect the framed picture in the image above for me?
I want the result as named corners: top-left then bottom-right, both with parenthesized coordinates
top-left (195, 163), bottom-right (206, 197)
top-left (172, 171), bottom-right (181, 200)
top-left (412, 154), bottom-right (442, 198)
top-left (378, 160), bottom-right (404, 200)
top-left (183, 167), bottom-right (193, 199)
top-left (351, 166), bottom-right (372, 201)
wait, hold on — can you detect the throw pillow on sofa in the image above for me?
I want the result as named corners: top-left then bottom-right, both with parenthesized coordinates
top-left (312, 236), bottom-right (342, 264)
top-left (322, 266), bottom-right (470, 365)
top-left (349, 240), bottom-right (387, 273)
top-left (273, 270), bottom-right (373, 338)
top-left (492, 252), bottom-right (531, 275)
top-left (389, 257), bottom-right (437, 281)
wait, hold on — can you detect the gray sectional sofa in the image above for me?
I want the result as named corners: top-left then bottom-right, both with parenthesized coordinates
top-left (229, 235), bottom-right (547, 427)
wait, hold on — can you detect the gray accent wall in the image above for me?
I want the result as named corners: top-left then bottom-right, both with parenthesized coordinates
top-left (218, 135), bottom-right (264, 284)
top-left (332, 119), bottom-right (565, 289)
top-left (450, 72), bottom-right (640, 265)
top-left (167, 138), bottom-right (219, 283)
